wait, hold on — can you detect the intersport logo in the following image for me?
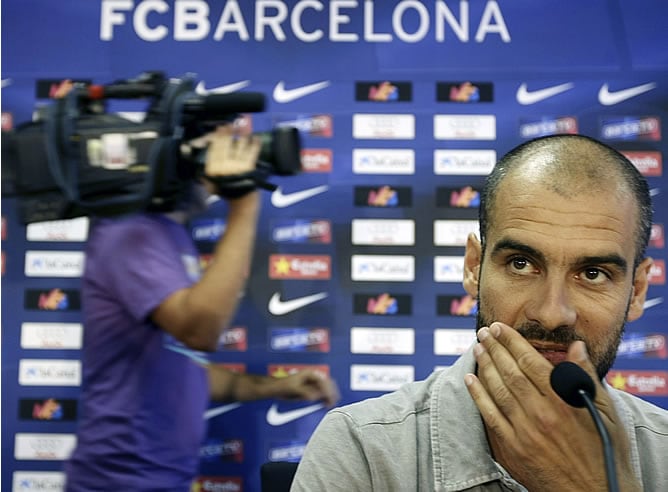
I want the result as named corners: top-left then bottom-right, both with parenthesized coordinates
top-left (519, 117), bottom-right (578, 138)
top-left (24, 251), bottom-right (85, 278)
top-left (271, 219), bottom-right (332, 244)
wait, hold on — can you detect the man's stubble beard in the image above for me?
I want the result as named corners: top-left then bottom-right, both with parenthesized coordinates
top-left (474, 273), bottom-right (630, 380)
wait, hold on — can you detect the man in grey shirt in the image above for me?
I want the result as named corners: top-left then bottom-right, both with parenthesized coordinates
top-left (292, 135), bottom-right (668, 491)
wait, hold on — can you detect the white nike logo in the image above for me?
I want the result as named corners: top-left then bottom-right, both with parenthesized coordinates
top-left (266, 402), bottom-right (324, 426)
top-left (268, 292), bottom-right (328, 316)
top-left (643, 297), bottom-right (664, 310)
top-left (273, 80), bottom-right (330, 103)
top-left (271, 185), bottom-right (329, 208)
top-left (195, 80), bottom-right (251, 95)
top-left (1, 78), bottom-right (12, 89)
top-left (598, 82), bottom-right (656, 106)
top-left (203, 402), bottom-right (242, 420)
top-left (650, 188), bottom-right (660, 197)
top-left (516, 82), bottom-right (574, 105)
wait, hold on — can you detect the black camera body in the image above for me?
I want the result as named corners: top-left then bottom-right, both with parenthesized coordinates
top-left (2, 72), bottom-right (302, 224)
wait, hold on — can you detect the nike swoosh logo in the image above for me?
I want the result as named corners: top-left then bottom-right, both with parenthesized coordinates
top-left (266, 402), bottom-right (324, 426)
top-left (195, 80), bottom-right (251, 95)
top-left (271, 185), bottom-right (329, 208)
top-left (1, 78), bottom-right (12, 89)
top-left (203, 402), bottom-right (242, 420)
top-left (268, 292), bottom-right (328, 316)
top-left (650, 188), bottom-right (660, 197)
top-left (273, 80), bottom-right (330, 103)
top-left (516, 82), bottom-right (574, 105)
top-left (643, 297), bottom-right (664, 310)
top-left (598, 82), bottom-right (657, 106)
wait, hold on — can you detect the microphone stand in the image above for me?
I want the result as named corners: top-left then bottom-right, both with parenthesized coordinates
top-left (577, 390), bottom-right (620, 492)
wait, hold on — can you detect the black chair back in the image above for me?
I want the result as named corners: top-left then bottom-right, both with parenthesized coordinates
top-left (260, 461), bottom-right (299, 492)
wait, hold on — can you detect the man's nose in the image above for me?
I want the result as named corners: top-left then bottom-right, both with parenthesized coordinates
top-left (524, 276), bottom-right (577, 331)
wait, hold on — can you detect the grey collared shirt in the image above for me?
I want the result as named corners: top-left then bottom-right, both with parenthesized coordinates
top-left (291, 348), bottom-right (668, 491)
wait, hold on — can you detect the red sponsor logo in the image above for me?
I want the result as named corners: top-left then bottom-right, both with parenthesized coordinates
top-left (219, 327), bottom-right (247, 351)
top-left (310, 115), bottom-right (333, 137)
top-left (648, 259), bottom-right (665, 285)
top-left (622, 151), bottom-right (663, 177)
top-left (606, 370), bottom-right (668, 396)
top-left (301, 149), bottom-right (332, 173)
top-left (191, 476), bottom-right (243, 492)
top-left (269, 255), bottom-right (331, 280)
top-left (268, 364), bottom-right (330, 379)
top-left (650, 224), bottom-right (664, 249)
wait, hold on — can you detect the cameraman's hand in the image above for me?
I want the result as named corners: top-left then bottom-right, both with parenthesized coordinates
top-left (204, 125), bottom-right (261, 177)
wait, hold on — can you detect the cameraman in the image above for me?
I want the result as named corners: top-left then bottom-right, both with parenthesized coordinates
top-left (64, 125), bottom-right (339, 491)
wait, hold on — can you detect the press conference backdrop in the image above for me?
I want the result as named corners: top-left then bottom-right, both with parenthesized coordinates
top-left (2, 1), bottom-right (667, 490)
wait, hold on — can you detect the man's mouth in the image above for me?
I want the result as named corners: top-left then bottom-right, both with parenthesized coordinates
top-left (531, 343), bottom-right (569, 365)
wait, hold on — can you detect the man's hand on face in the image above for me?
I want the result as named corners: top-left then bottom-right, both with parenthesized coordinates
top-left (464, 322), bottom-right (641, 492)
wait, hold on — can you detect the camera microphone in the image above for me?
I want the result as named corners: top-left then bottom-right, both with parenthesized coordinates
top-left (182, 92), bottom-right (266, 116)
top-left (550, 361), bottom-right (619, 492)
top-left (84, 83), bottom-right (159, 100)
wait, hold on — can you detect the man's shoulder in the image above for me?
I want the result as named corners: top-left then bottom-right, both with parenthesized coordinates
top-left (610, 386), bottom-right (668, 432)
top-left (328, 372), bottom-right (440, 428)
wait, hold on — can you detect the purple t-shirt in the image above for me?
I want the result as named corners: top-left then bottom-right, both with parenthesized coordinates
top-left (65, 214), bottom-right (209, 491)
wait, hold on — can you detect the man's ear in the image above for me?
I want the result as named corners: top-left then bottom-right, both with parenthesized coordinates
top-left (627, 257), bottom-right (653, 322)
top-left (463, 233), bottom-right (482, 297)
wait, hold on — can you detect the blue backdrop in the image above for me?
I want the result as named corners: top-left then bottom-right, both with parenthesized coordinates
top-left (2, 1), bottom-right (667, 491)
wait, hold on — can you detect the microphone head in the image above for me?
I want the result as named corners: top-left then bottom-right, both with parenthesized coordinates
top-left (550, 361), bottom-right (596, 408)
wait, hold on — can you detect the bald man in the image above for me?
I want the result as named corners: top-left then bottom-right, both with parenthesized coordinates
top-left (291, 135), bottom-right (667, 492)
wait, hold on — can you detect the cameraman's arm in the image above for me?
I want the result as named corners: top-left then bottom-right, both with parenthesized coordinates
top-left (152, 127), bottom-right (261, 351)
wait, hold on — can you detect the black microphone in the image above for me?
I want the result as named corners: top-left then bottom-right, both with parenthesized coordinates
top-left (182, 92), bottom-right (266, 117)
top-left (550, 361), bottom-right (619, 492)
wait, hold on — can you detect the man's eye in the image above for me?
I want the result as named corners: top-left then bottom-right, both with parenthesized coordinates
top-left (581, 268), bottom-right (609, 284)
top-left (511, 257), bottom-right (528, 270)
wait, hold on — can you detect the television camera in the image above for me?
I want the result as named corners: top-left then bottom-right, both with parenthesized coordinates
top-left (1, 71), bottom-right (302, 224)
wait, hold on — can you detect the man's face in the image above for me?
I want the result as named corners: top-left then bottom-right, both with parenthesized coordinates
top-left (464, 174), bottom-right (651, 379)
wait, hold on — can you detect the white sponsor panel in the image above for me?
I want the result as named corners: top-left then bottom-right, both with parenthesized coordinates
top-left (26, 217), bottom-right (89, 242)
top-left (19, 359), bottom-right (81, 386)
top-left (434, 220), bottom-right (479, 246)
top-left (14, 433), bottom-right (77, 460)
top-left (21, 323), bottom-right (83, 349)
top-left (351, 327), bottom-right (415, 354)
top-left (353, 114), bottom-right (415, 139)
top-left (24, 251), bottom-right (85, 278)
top-left (352, 219), bottom-right (415, 246)
top-left (434, 256), bottom-right (465, 282)
top-left (433, 149), bottom-right (496, 175)
top-left (351, 255), bottom-right (415, 282)
top-left (352, 148), bottom-right (415, 174)
top-left (434, 115), bottom-right (496, 140)
top-left (350, 364), bottom-right (414, 391)
top-left (13, 471), bottom-right (66, 491)
top-left (434, 329), bottom-right (477, 355)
